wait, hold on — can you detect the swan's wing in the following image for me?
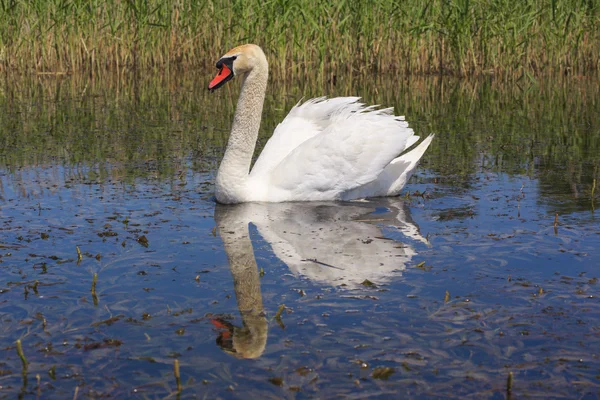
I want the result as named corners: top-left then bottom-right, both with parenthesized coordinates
top-left (249, 97), bottom-right (362, 178)
top-left (267, 105), bottom-right (415, 201)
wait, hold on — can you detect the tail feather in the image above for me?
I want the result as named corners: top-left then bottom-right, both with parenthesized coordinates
top-left (385, 134), bottom-right (434, 196)
top-left (341, 134), bottom-right (434, 200)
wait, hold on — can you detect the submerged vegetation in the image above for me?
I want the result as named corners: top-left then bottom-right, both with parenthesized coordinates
top-left (0, 0), bottom-right (598, 77)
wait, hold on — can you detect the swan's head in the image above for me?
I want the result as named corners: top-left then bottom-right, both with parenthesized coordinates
top-left (208, 44), bottom-right (266, 92)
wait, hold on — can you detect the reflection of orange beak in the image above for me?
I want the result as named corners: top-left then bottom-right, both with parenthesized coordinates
top-left (208, 65), bottom-right (233, 92)
top-left (211, 318), bottom-right (235, 352)
top-left (211, 318), bottom-right (231, 330)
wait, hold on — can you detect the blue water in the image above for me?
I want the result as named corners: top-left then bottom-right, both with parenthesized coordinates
top-left (0, 76), bottom-right (599, 399)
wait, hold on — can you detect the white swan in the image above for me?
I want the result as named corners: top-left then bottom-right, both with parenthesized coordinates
top-left (208, 44), bottom-right (434, 204)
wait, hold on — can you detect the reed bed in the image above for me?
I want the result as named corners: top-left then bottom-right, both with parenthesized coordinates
top-left (0, 0), bottom-right (598, 77)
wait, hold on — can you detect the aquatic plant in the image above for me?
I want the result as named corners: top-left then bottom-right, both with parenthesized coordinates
top-left (0, 0), bottom-right (598, 77)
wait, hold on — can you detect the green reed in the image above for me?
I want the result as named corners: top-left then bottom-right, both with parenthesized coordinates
top-left (0, 0), bottom-right (598, 77)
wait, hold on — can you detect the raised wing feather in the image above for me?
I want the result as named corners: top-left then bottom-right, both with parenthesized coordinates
top-left (249, 97), bottom-right (361, 179)
top-left (266, 104), bottom-right (415, 201)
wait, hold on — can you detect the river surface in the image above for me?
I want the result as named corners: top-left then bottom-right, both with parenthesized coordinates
top-left (0, 74), bottom-right (599, 399)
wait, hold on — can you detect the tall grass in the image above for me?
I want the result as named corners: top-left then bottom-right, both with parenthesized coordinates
top-left (0, 0), bottom-right (598, 77)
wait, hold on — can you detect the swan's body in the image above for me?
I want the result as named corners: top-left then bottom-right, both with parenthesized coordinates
top-left (208, 44), bottom-right (434, 204)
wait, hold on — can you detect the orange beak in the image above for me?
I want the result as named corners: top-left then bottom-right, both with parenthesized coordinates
top-left (208, 64), bottom-right (234, 92)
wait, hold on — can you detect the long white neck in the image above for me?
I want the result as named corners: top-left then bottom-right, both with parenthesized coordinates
top-left (215, 59), bottom-right (268, 204)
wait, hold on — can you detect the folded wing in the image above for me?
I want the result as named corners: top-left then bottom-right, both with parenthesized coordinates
top-left (250, 97), bottom-right (363, 179)
top-left (265, 101), bottom-right (416, 201)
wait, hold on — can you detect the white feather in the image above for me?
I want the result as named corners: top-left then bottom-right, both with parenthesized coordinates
top-left (246, 97), bottom-right (432, 202)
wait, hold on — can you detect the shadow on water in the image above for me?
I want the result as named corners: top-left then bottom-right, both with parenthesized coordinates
top-left (0, 72), bottom-right (599, 398)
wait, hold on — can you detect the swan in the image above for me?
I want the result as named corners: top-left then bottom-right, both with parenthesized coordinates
top-left (208, 44), bottom-right (434, 204)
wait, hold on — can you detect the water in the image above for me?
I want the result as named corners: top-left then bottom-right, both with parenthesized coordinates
top-left (0, 74), bottom-right (599, 399)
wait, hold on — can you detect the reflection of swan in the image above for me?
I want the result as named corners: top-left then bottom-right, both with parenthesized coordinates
top-left (213, 200), bottom-right (425, 357)
top-left (216, 200), bottom-right (427, 290)
top-left (208, 44), bottom-right (434, 204)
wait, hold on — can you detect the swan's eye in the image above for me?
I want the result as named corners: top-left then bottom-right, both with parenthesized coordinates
top-left (216, 56), bottom-right (237, 69)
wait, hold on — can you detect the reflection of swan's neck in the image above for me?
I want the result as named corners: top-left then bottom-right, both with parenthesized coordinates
top-left (215, 61), bottom-right (268, 204)
top-left (216, 208), bottom-right (267, 358)
top-left (228, 235), bottom-right (264, 320)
